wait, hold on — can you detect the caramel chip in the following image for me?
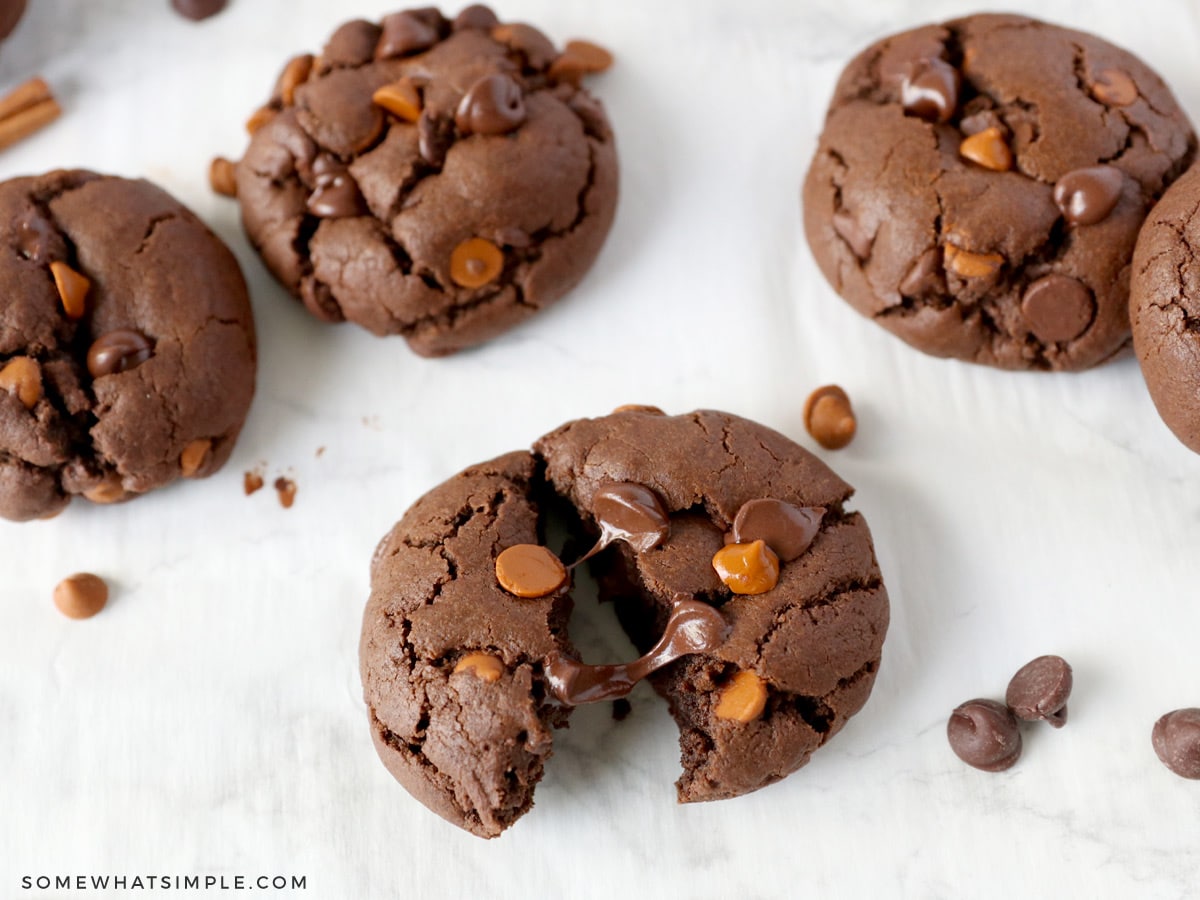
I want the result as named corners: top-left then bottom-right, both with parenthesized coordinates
top-left (245, 105), bottom-right (276, 135)
top-left (804, 384), bottom-right (856, 450)
top-left (1091, 69), bottom-right (1137, 107)
top-left (84, 476), bottom-right (126, 505)
top-left (944, 243), bottom-right (1004, 278)
top-left (548, 40), bottom-right (614, 85)
top-left (50, 261), bottom-right (90, 319)
top-left (209, 156), bottom-right (238, 198)
top-left (0, 356), bottom-right (42, 409)
top-left (712, 540), bottom-right (780, 595)
top-left (277, 54), bottom-right (314, 106)
top-left (372, 78), bottom-right (423, 122)
top-left (180, 439), bottom-right (212, 478)
top-left (454, 652), bottom-right (505, 683)
top-left (959, 126), bottom-right (1012, 172)
top-left (450, 237), bottom-right (504, 288)
top-left (53, 573), bottom-right (109, 620)
top-left (495, 544), bottom-right (566, 598)
top-left (715, 670), bottom-right (768, 723)
top-left (612, 404), bottom-right (665, 415)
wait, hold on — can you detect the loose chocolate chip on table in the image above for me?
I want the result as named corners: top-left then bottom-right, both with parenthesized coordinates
top-left (804, 384), bottom-right (857, 450)
top-left (712, 539), bottom-right (780, 595)
top-left (1152, 709), bottom-right (1200, 779)
top-left (53, 572), bottom-right (109, 620)
top-left (1005, 655), bottom-right (1072, 727)
top-left (87, 330), bottom-right (153, 378)
top-left (1053, 165), bottom-right (1124, 226)
top-left (900, 57), bottom-right (959, 123)
top-left (455, 73), bottom-right (527, 135)
top-left (495, 544), bottom-right (567, 598)
top-left (170, 0), bottom-right (227, 22)
top-left (1021, 276), bottom-right (1095, 344)
top-left (732, 499), bottom-right (823, 562)
top-left (947, 699), bottom-right (1022, 772)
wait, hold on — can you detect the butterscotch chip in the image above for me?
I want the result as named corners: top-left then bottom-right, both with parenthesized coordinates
top-left (209, 157), bottom-right (238, 198)
top-left (804, 384), bottom-right (856, 450)
top-left (244, 470), bottom-right (264, 495)
top-left (245, 105), bottom-right (275, 135)
top-left (711, 539), bottom-right (780, 595)
top-left (53, 572), bottom-right (109, 620)
top-left (372, 78), bottom-right (422, 122)
top-left (612, 404), bottom-right (665, 415)
top-left (495, 543), bottom-right (566, 598)
top-left (277, 54), bottom-right (314, 106)
top-left (714, 670), bottom-right (768, 723)
top-left (548, 39), bottom-right (614, 85)
top-left (450, 237), bottom-right (504, 288)
top-left (180, 438), bottom-right (212, 478)
top-left (0, 356), bottom-right (41, 409)
top-left (958, 126), bottom-right (1012, 171)
top-left (944, 243), bottom-right (1004, 278)
top-left (83, 477), bottom-right (126, 504)
top-left (1091, 68), bottom-right (1137, 106)
top-left (49, 260), bottom-right (90, 319)
top-left (454, 652), bottom-right (505, 683)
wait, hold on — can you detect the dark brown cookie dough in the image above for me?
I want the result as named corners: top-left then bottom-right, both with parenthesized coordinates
top-left (236, 6), bottom-right (618, 357)
top-left (803, 13), bottom-right (1196, 370)
top-left (360, 409), bottom-right (888, 837)
top-left (0, 0), bottom-right (24, 41)
top-left (1131, 164), bottom-right (1200, 453)
top-left (0, 170), bottom-right (256, 521)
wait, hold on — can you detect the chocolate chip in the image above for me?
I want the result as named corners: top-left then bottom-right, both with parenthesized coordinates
top-left (1152, 709), bottom-right (1200, 779)
top-left (455, 74), bottom-right (527, 136)
top-left (53, 572), bottom-right (108, 619)
top-left (417, 111), bottom-right (455, 166)
top-left (1053, 165), bottom-right (1124, 226)
top-left (87, 330), bottom-right (153, 378)
top-left (15, 208), bottom-right (58, 261)
top-left (1005, 655), bottom-right (1072, 727)
top-left (491, 23), bottom-right (557, 69)
top-left (592, 482), bottom-right (670, 552)
top-left (376, 9), bottom-right (441, 59)
top-left (323, 20), bottom-right (382, 68)
top-left (495, 544), bottom-right (567, 598)
top-left (947, 699), bottom-right (1022, 772)
top-left (453, 4), bottom-right (498, 31)
top-left (307, 163), bottom-right (364, 219)
top-left (899, 247), bottom-right (946, 298)
top-left (832, 209), bottom-right (873, 260)
top-left (732, 499), bottom-right (823, 562)
top-left (1021, 275), bottom-right (1095, 343)
top-left (170, 0), bottom-right (226, 22)
top-left (901, 57), bottom-right (960, 123)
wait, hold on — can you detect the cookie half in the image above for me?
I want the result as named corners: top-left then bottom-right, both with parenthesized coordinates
top-left (0, 170), bottom-right (256, 521)
top-left (1131, 164), bottom-right (1200, 453)
top-left (803, 13), bottom-right (1195, 370)
top-left (360, 409), bottom-right (888, 837)
top-left (236, 5), bottom-right (618, 357)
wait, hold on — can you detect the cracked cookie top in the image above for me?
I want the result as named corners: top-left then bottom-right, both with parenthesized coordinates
top-left (360, 408), bottom-right (888, 837)
top-left (0, 170), bottom-right (256, 521)
top-left (1131, 163), bottom-right (1200, 454)
top-left (803, 13), bottom-right (1196, 371)
top-left (235, 5), bottom-right (618, 357)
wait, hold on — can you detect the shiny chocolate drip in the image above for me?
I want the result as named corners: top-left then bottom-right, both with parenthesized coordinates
top-left (544, 597), bottom-right (729, 705)
top-left (569, 481), bottom-right (670, 569)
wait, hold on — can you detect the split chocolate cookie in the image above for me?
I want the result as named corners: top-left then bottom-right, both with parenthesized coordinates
top-left (0, 170), bottom-right (256, 521)
top-left (235, 5), bottom-right (618, 357)
top-left (1131, 164), bottom-right (1200, 453)
top-left (360, 408), bottom-right (889, 837)
top-left (803, 13), bottom-right (1196, 370)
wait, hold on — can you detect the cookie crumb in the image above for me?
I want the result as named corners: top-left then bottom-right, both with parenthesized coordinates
top-left (315, 446), bottom-right (325, 458)
top-left (274, 476), bottom-right (297, 509)
top-left (244, 469), bottom-right (264, 496)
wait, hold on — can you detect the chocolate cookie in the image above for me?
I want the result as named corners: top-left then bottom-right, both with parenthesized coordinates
top-left (0, 0), bottom-right (24, 41)
top-left (0, 170), bottom-right (256, 521)
top-left (360, 408), bottom-right (889, 837)
top-left (236, 5), bottom-right (618, 357)
top-left (803, 13), bottom-right (1196, 370)
top-left (1131, 164), bottom-right (1200, 453)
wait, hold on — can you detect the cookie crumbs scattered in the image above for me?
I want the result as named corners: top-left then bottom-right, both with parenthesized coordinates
top-left (274, 476), bottom-right (297, 509)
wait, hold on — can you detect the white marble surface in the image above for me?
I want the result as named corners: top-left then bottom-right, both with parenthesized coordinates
top-left (2, 0), bottom-right (1200, 897)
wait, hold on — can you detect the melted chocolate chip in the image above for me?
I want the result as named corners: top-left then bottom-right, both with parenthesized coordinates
top-left (1021, 275), bottom-right (1095, 343)
top-left (455, 74), bottom-right (527, 136)
top-left (417, 111), bottom-right (455, 166)
top-left (591, 482), bottom-right (670, 552)
top-left (375, 9), bottom-right (443, 59)
top-left (900, 57), bottom-right (959, 123)
top-left (307, 160), bottom-right (365, 218)
top-left (15, 209), bottom-right (58, 262)
top-left (87, 330), bottom-right (154, 378)
top-left (731, 499), bottom-right (823, 562)
top-left (545, 598), bottom-right (729, 705)
top-left (947, 699), bottom-right (1022, 772)
top-left (1053, 165), bottom-right (1124, 226)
